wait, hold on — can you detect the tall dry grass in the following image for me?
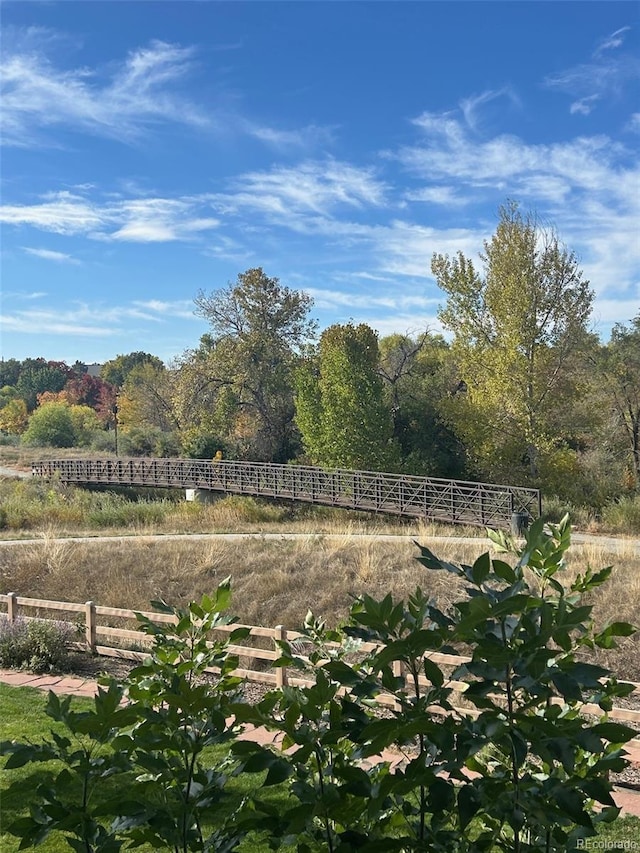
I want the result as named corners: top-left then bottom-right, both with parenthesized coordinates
top-left (2, 533), bottom-right (638, 681)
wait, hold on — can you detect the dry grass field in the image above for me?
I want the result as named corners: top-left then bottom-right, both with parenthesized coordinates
top-left (2, 528), bottom-right (639, 681)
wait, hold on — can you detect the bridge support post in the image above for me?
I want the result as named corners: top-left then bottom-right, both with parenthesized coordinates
top-left (510, 512), bottom-right (529, 537)
top-left (185, 489), bottom-right (220, 504)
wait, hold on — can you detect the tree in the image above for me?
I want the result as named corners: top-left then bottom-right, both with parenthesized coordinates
top-left (100, 352), bottom-right (164, 389)
top-left (15, 359), bottom-right (75, 411)
top-left (63, 373), bottom-right (114, 412)
top-left (596, 314), bottom-right (640, 487)
top-left (379, 332), bottom-right (466, 477)
top-left (0, 358), bottom-right (21, 387)
top-left (186, 268), bottom-right (317, 462)
top-left (117, 362), bottom-right (179, 435)
top-left (21, 402), bottom-right (76, 447)
top-left (432, 201), bottom-right (593, 485)
top-left (295, 322), bottom-right (399, 470)
top-left (68, 404), bottom-right (102, 447)
top-left (0, 398), bottom-right (29, 435)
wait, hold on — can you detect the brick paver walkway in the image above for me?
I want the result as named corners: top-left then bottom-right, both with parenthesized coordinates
top-left (2, 668), bottom-right (639, 817)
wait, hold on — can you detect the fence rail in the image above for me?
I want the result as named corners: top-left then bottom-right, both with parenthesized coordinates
top-left (2, 593), bottom-right (638, 727)
top-left (32, 458), bottom-right (541, 530)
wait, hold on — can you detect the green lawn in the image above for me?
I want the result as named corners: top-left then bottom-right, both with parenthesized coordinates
top-left (0, 683), bottom-right (289, 852)
top-left (2, 682), bottom-right (639, 852)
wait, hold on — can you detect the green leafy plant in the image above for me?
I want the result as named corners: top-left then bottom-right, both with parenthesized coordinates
top-left (2, 681), bottom-right (138, 851)
top-left (2, 523), bottom-right (637, 852)
top-left (2, 581), bottom-right (252, 853)
top-left (238, 516), bottom-right (637, 851)
top-left (119, 583), bottom-right (251, 852)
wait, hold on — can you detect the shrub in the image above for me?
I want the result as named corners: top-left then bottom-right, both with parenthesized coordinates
top-left (118, 426), bottom-right (168, 456)
top-left (601, 495), bottom-right (640, 534)
top-left (21, 402), bottom-right (75, 447)
top-left (0, 616), bottom-right (74, 673)
top-left (89, 430), bottom-right (116, 452)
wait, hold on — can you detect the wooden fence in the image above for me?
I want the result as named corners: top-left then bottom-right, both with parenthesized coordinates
top-left (2, 592), bottom-right (638, 727)
top-left (32, 458), bottom-right (542, 530)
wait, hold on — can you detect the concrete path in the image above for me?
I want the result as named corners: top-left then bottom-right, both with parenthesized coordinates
top-left (2, 531), bottom-right (639, 555)
top-left (2, 668), bottom-right (639, 818)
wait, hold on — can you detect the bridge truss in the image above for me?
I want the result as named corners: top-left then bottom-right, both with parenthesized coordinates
top-left (32, 458), bottom-right (541, 530)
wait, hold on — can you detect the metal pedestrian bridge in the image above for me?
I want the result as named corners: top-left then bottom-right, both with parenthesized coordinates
top-left (32, 457), bottom-right (541, 530)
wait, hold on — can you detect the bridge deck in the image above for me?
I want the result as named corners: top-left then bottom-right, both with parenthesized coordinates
top-left (32, 458), bottom-right (541, 530)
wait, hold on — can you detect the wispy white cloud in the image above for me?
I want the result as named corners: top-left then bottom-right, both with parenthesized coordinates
top-left (544, 26), bottom-right (639, 115)
top-left (0, 310), bottom-right (120, 337)
top-left (132, 299), bottom-right (198, 320)
top-left (373, 220), bottom-right (486, 279)
top-left (404, 186), bottom-right (468, 206)
top-left (1, 29), bottom-right (337, 153)
top-left (1, 191), bottom-right (220, 242)
top-left (628, 113), bottom-right (640, 133)
top-left (244, 121), bottom-right (336, 150)
top-left (1, 35), bottom-right (208, 147)
top-left (570, 95), bottom-right (600, 116)
top-left (212, 160), bottom-right (388, 221)
top-left (459, 87), bottom-right (520, 132)
top-left (22, 247), bottom-right (80, 264)
top-left (304, 287), bottom-right (440, 312)
top-left (594, 26), bottom-right (631, 58)
top-left (0, 296), bottom-right (200, 338)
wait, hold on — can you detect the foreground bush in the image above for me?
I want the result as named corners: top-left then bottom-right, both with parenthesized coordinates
top-left (0, 616), bottom-right (74, 673)
top-left (2, 518), bottom-right (638, 851)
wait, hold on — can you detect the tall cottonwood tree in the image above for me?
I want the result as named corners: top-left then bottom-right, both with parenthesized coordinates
top-left (379, 333), bottom-right (466, 477)
top-left (184, 268), bottom-right (317, 462)
top-left (596, 314), bottom-right (640, 486)
top-left (117, 361), bottom-right (179, 435)
top-left (296, 323), bottom-right (399, 470)
top-left (432, 202), bottom-right (593, 484)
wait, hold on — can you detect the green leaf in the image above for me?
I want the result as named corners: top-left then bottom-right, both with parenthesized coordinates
top-left (457, 784), bottom-right (481, 829)
top-left (471, 552), bottom-right (491, 586)
top-left (492, 560), bottom-right (516, 583)
top-left (264, 758), bottom-right (293, 786)
top-left (423, 657), bottom-right (444, 688)
top-left (591, 722), bottom-right (637, 744)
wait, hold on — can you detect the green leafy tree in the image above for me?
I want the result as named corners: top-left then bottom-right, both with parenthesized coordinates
top-left (295, 322), bottom-right (399, 470)
top-left (2, 583), bottom-right (251, 853)
top-left (100, 352), bottom-right (164, 389)
top-left (595, 314), bottom-right (640, 487)
top-left (379, 332), bottom-right (466, 477)
top-left (21, 402), bottom-right (76, 447)
top-left (117, 361), bottom-right (179, 436)
top-left (0, 358), bottom-right (21, 387)
top-left (432, 202), bottom-right (593, 485)
top-left (183, 268), bottom-right (317, 462)
top-left (68, 404), bottom-right (102, 447)
top-left (241, 517), bottom-right (636, 851)
top-left (15, 359), bottom-right (75, 412)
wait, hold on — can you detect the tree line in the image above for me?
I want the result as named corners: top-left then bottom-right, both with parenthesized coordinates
top-left (1, 203), bottom-right (638, 510)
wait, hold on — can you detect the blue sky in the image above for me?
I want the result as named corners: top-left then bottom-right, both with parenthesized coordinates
top-left (1, 1), bottom-right (639, 366)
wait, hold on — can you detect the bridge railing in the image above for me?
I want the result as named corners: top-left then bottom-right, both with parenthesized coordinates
top-left (32, 458), bottom-right (541, 529)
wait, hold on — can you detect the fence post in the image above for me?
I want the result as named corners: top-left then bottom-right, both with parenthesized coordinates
top-left (274, 625), bottom-right (287, 688)
top-left (393, 659), bottom-right (403, 711)
top-left (85, 601), bottom-right (97, 653)
top-left (7, 592), bottom-right (17, 623)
